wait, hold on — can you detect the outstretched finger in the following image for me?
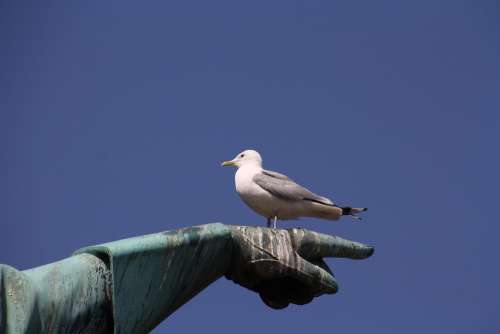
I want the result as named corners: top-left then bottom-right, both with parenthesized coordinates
top-left (287, 255), bottom-right (338, 295)
top-left (289, 228), bottom-right (374, 260)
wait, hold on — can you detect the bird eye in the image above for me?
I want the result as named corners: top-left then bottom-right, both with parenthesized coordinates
top-left (240, 154), bottom-right (245, 158)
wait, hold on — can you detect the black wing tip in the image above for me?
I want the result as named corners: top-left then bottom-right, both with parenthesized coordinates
top-left (341, 207), bottom-right (352, 215)
top-left (342, 207), bottom-right (368, 215)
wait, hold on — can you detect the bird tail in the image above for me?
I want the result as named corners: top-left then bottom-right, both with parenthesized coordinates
top-left (341, 207), bottom-right (368, 221)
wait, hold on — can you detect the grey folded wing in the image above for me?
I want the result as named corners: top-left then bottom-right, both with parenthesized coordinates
top-left (253, 170), bottom-right (334, 205)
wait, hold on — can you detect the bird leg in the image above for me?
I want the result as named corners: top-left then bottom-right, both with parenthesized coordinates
top-left (266, 216), bottom-right (278, 228)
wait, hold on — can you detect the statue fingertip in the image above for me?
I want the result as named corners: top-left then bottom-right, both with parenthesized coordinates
top-left (366, 246), bottom-right (375, 257)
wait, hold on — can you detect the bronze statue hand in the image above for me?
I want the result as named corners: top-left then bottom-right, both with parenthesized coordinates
top-left (226, 226), bottom-right (374, 309)
top-left (1, 223), bottom-right (374, 332)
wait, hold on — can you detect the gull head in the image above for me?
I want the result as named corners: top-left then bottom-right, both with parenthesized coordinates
top-left (221, 149), bottom-right (262, 168)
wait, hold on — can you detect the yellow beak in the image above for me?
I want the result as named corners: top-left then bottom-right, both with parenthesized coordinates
top-left (221, 160), bottom-right (236, 167)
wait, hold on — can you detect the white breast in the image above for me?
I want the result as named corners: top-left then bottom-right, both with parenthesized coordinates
top-left (234, 165), bottom-right (263, 197)
top-left (234, 166), bottom-right (271, 217)
top-left (234, 166), bottom-right (298, 219)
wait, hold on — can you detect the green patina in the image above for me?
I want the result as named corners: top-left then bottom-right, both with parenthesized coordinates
top-left (0, 254), bottom-right (111, 334)
top-left (0, 223), bottom-right (373, 334)
top-left (73, 223), bottom-right (232, 334)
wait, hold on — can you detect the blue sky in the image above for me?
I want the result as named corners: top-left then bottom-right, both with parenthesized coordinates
top-left (2, 1), bottom-right (499, 333)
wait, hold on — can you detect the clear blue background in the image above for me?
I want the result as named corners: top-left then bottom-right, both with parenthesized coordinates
top-left (2, 1), bottom-right (499, 333)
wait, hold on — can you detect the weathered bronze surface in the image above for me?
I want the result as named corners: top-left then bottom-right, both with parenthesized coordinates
top-left (0, 224), bottom-right (374, 333)
top-left (227, 226), bottom-right (374, 309)
top-left (0, 254), bottom-right (112, 334)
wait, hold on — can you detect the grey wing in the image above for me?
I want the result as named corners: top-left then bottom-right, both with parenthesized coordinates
top-left (254, 170), bottom-right (334, 205)
top-left (262, 169), bottom-right (291, 180)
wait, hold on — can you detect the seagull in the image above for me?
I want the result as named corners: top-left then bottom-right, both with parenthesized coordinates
top-left (221, 149), bottom-right (367, 228)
